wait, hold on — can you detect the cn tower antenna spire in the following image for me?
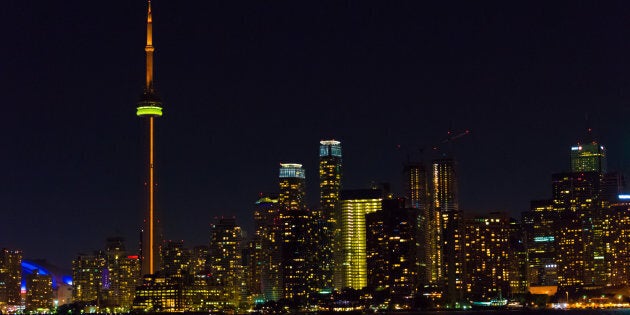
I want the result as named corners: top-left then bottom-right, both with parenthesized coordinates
top-left (137, 0), bottom-right (163, 276)
top-left (145, 0), bottom-right (154, 89)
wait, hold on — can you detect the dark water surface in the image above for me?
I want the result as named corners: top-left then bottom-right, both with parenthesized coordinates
top-left (403, 309), bottom-right (630, 315)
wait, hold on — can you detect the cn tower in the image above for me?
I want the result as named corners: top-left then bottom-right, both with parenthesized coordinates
top-left (137, 0), bottom-right (163, 276)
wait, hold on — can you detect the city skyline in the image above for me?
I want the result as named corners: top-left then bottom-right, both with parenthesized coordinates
top-left (3, 1), bottom-right (630, 269)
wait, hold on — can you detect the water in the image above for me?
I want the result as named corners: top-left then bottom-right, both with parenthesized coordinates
top-left (403, 309), bottom-right (630, 315)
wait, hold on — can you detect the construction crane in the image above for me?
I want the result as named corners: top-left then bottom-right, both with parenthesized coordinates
top-left (397, 129), bottom-right (471, 163)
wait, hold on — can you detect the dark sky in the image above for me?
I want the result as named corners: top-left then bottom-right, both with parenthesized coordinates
top-left (2, 1), bottom-right (630, 269)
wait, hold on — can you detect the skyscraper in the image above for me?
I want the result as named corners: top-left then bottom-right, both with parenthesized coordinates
top-left (137, 0), bottom-right (164, 276)
top-left (366, 198), bottom-right (420, 309)
top-left (431, 158), bottom-right (464, 305)
top-left (403, 163), bottom-right (432, 286)
top-left (339, 189), bottom-right (383, 289)
top-left (279, 164), bottom-right (306, 211)
top-left (318, 140), bottom-right (342, 291)
top-left (253, 194), bottom-right (282, 301)
top-left (463, 213), bottom-right (511, 301)
top-left (570, 142), bottom-right (606, 173)
top-left (208, 218), bottom-right (243, 309)
top-left (0, 249), bottom-right (22, 309)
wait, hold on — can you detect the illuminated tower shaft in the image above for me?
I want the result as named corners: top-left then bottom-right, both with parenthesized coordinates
top-left (137, 0), bottom-right (164, 276)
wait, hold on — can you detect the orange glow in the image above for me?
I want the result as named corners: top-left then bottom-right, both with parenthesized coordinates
top-left (149, 116), bottom-right (154, 274)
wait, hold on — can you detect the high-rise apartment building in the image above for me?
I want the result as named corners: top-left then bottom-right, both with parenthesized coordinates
top-left (0, 249), bottom-right (22, 309)
top-left (253, 194), bottom-right (282, 302)
top-left (279, 164), bottom-right (306, 211)
top-left (278, 208), bottom-right (316, 303)
top-left (339, 189), bottom-right (383, 289)
top-left (318, 140), bottom-right (342, 291)
top-left (72, 253), bottom-right (106, 303)
top-left (403, 163), bottom-right (432, 286)
top-left (570, 142), bottom-right (606, 173)
top-left (162, 240), bottom-right (191, 280)
top-left (208, 218), bottom-right (243, 310)
top-left (431, 158), bottom-right (464, 305)
top-left (463, 213), bottom-right (511, 301)
top-left (102, 237), bottom-right (140, 311)
top-left (552, 171), bottom-right (604, 287)
top-left (365, 198), bottom-right (420, 308)
top-left (522, 200), bottom-right (558, 287)
top-left (25, 270), bottom-right (52, 313)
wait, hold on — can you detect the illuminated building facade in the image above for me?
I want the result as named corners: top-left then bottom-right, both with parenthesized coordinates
top-left (133, 275), bottom-right (183, 312)
top-left (0, 249), bottom-right (22, 309)
top-left (604, 201), bottom-right (630, 286)
top-left (403, 163), bottom-right (432, 285)
top-left (278, 208), bottom-right (316, 302)
top-left (25, 270), bottom-right (52, 313)
top-left (102, 237), bottom-right (141, 311)
top-left (339, 189), bottom-right (383, 289)
top-left (319, 140), bottom-right (342, 291)
top-left (508, 218), bottom-right (529, 295)
top-left (208, 218), bottom-right (243, 310)
top-left (279, 163), bottom-right (306, 211)
top-left (365, 198), bottom-right (420, 308)
top-left (570, 142), bottom-right (606, 173)
top-left (162, 240), bottom-right (191, 280)
top-left (463, 213), bottom-right (511, 301)
top-left (72, 253), bottom-right (105, 303)
top-left (522, 200), bottom-right (558, 287)
top-left (252, 194), bottom-right (282, 301)
top-left (552, 171), bottom-right (604, 287)
top-left (431, 158), bottom-right (464, 305)
top-left (137, 0), bottom-right (164, 276)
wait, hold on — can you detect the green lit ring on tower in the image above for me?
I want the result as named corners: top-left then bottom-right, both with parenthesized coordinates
top-left (137, 105), bottom-right (163, 117)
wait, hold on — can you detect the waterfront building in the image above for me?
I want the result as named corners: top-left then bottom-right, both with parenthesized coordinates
top-left (253, 194), bottom-right (282, 301)
top-left (208, 218), bottom-right (243, 310)
top-left (0, 249), bottom-right (22, 310)
top-left (102, 237), bottom-right (141, 310)
top-left (72, 253), bottom-right (105, 303)
top-left (318, 140), bottom-right (342, 291)
top-left (403, 162), bottom-right (432, 286)
top-left (522, 200), bottom-right (558, 287)
top-left (278, 208), bottom-right (316, 303)
top-left (339, 189), bottom-right (383, 289)
top-left (366, 198), bottom-right (420, 308)
top-left (25, 270), bottom-right (52, 313)
top-left (463, 213), bottom-right (511, 301)
top-left (162, 240), bottom-right (191, 280)
top-left (431, 158), bottom-right (464, 305)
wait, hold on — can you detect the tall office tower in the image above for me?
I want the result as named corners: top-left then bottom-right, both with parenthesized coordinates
top-left (278, 208), bottom-right (316, 303)
top-left (0, 249), bottom-right (22, 308)
top-left (403, 163), bottom-right (432, 286)
top-left (338, 189), bottom-right (383, 289)
top-left (279, 164), bottom-right (306, 211)
top-left (431, 158), bottom-right (464, 305)
top-left (25, 270), bottom-right (52, 313)
top-left (365, 198), bottom-right (420, 309)
top-left (508, 219), bottom-right (529, 295)
top-left (253, 194), bottom-right (282, 301)
top-left (552, 172), bottom-right (604, 287)
top-left (162, 240), bottom-right (191, 280)
top-left (570, 142), bottom-right (606, 173)
top-left (137, 0), bottom-right (164, 276)
top-left (209, 218), bottom-right (243, 310)
top-left (604, 200), bottom-right (630, 286)
top-left (102, 237), bottom-right (140, 310)
top-left (318, 140), bottom-right (342, 291)
top-left (522, 200), bottom-right (558, 287)
top-left (72, 254), bottom-right (106, 303)
top-left (463, 213), bottom-right (511, 301)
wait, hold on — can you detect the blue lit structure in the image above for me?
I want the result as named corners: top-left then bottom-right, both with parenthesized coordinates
top-left (21, 260), bottom-right (72, 291)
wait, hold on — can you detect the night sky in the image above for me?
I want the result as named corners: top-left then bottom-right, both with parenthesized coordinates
top-left (3, 1), bottom-right (630, 269)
